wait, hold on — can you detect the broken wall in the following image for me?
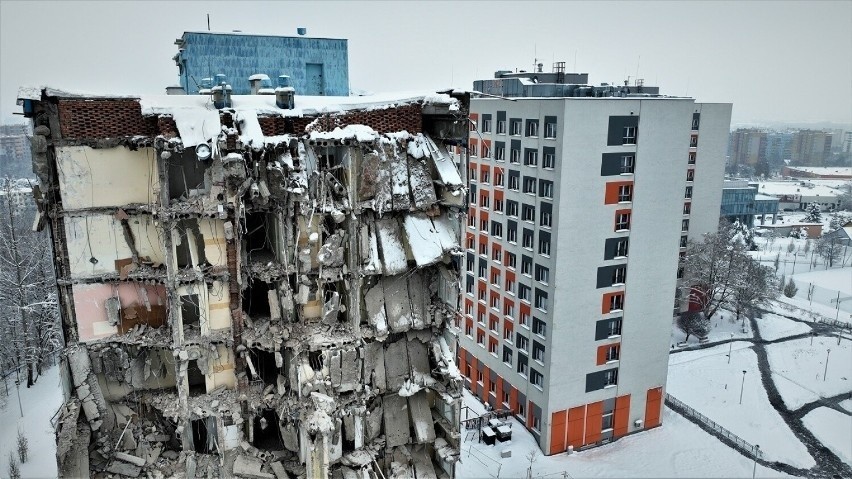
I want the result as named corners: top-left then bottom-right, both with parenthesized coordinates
top-left (72, 282), bottom-right (167, 341)
top-left (56, 146), bottom-right (159, 210)
top-left (64, 214), bottom-right (165, 277)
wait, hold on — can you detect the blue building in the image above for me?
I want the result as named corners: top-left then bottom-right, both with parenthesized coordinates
top-left (174, 31), bottom-right (349, 96)
top-left (721, 180), bottom-right (779, 227)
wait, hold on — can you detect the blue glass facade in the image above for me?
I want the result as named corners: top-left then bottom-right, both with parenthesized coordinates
top-left (175, 32), bottom-right (349, 96)
top-left (720, 185), bottom-right (779, 227)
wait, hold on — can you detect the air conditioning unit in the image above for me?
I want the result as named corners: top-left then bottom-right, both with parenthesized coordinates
top-left (634, 419), bottom-right (644, 428)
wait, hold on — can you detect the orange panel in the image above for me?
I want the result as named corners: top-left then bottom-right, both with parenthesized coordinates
top-left (596, 345), bottom-right (608, 365)
top-left (585, 401), bottom-right (603, 444)
top-left (495, 376), bottom-right (503, 408)
top-left (480, 365), bottom-right (490, 403)
top-left (550, 411), bottom-right (567, 454)
top-left (527, 400), bottom-right (536, 428)
top-left (645, 387), bottom-right (663, 428)
top-left (601, 292), bottom-right (623, 314)
top-left (494, 189), bottom-right (504, 201)
top-left (614, 208), bottom-right (631, 231)
top-left (604, 181), bottom-right (633, 205)
top-left (567, 406), bottom-right (585, 447)
top-left (510, 387), bottom-right (519, 413)
top-left (613, 394), bottom-right (631, 437)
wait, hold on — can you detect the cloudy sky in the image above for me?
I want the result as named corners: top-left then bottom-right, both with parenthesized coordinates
top-left (1, 1), bottom-right (850, 127)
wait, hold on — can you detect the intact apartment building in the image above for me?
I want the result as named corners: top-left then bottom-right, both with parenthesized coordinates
top-left (174, 31), bottom-right (349, 96)
top-left (452, 67), bottom-right (731, 455)
top-left (20, 84), bottom-right (469, 478)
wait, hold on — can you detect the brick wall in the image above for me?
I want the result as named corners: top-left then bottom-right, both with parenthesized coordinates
top-left (58, 99), bottom-right (152, 139)
top-left (258, 102), bottom-right (423, 137)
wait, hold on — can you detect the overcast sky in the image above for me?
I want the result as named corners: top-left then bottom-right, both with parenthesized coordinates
top-left (1, 1), bottom-right (850, 127)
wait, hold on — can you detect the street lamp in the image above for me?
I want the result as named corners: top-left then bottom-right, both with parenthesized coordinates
top-left (752, 445), bottom-right (760, 479)
top-left (727, 333), bottom-right (734, 364)
top-left (739, 370), bottom-right (747, 405)
top-left (824, 349), bottom-right (831, 382)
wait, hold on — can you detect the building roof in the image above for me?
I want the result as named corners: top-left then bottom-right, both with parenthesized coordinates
top-left (181, 31), bottom-right (347, 41)
top-left (785, 166), bottom-right (852, 176)
top-left (755, 181), bottom-right (844, 198)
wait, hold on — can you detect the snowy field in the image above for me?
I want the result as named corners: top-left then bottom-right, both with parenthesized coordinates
top-left (754, 312), bottom-right (812, 341)
top-left (801, 407), bottom-right (852, 465)
top-left (791, 268), bottom-right (852, 295)
top-left (840, 399), bottom-right (852, 413)
top-left (457, 391), bottom-right (785, 478)
top-left (765, 335), bottom-right (852, 410)
top-left (670, 309), bottom-right (753, 348)
top-left (667, 343), bottom-right (815, 468)
top-left (0, 366), bottom-right (62, 479)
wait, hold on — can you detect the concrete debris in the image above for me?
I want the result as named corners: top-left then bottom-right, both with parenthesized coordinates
top-left (30, 88), bottom-right (469, 479)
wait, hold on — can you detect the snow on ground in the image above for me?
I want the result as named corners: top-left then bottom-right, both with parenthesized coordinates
top-left (667, 343), bottom-right (815, 468)
top-left (765, 335), bottom-right (852, 410)
top-left (0, 366), bottom-right (62, 479)
top-left (792, 268), bottom-right (852, 295)
top-left (457, 390), bottom-right (786, 478)
top-left (801, 407), bottom-right (852, 465)
top-left (840, 399), bottom-right (852, 413)
top-left (670, 309), bottom-right (753, 349)
top-left (755, 312), bottom-right (812, 341)
top-left (769, 294), bottom-right (851, 325)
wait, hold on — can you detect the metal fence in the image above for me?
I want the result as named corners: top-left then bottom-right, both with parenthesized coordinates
top-left (666, 393), bottom-right (764, 460)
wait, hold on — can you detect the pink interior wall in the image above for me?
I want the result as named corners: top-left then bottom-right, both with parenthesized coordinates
top-left (73, 282), bottom-right (168, 341)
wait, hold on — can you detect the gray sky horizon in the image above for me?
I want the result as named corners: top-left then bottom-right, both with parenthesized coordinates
top-left (1, 0), bottom-right (850, 128)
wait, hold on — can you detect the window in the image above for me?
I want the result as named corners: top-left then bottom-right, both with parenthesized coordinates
top-left (534, 290), bottom-right (548, 311)
top-left (680, 235), bottom-right (688, 248)
top-left (488, 339), bottom-right (498, 355)
top-left (522, 204), bottom-right (535, 221)
top-left (491, 221), bottom-right (503, 238)
top-left (530, 369), bottom-right (543, 388)
top-left (496, 171), bottom-right (505, 187)
top-left (682, 219), bottom-right (690, 232)
top-left (479, 242), bottom-right (487, 255)
top-left (466, 276), bottom-right (473, 294)
top-left (492, 247), bottom-right (502, 262)
top-left (470, 143), bottom-right (478, 157)
top-left (686, 169), bottom-right (695, 182)
top-left (510, 148), bottom-right (521, 163)
top-left (509, 175), bottom-right (520, 190)
top-left (504, 302), bottom-right (514, 317)
top-left (604, 368), bottom-right (619, 386)
top-left (511, 119), bottom-right (522, 136)
top-left (466, 236), bottom-right (474, 250)
top-left (482, 170), bottom-right (490, 184)
top-left (490, 294), bottom-right (500, 310)
top-left (545, 121), bottom-right (557, 138)
top-left (497, 120), bottom-right (506, 134)
top-left (469, 168), bottom-right (477, 182)
top-left (610, 294), bottom-right (624, 312)
top-left (608, 318), bottom-right (622, 337)
top-left (470, 117), bottom-right (478, 132)
top-left (535, 265), bottom-right (549, 284)
top-left (518, 360), bottom-right (528, 377)
top-left (688, 152), bottom-right (696, 164)
top-left (502, 347), bottom-right (513, 365)
top-left (540, 180), bottom-right (554, 199)
top-left (482, 118), bottom-right (492, 133)
top-left (532, 342), bottom-right (545, 363)
top-left (623, 126), bottom-right (636, 145)
top-left (612, 266), bottom-right (626, 285)
top-left (480, 218), bottom-right (488, 231)
top-left (507, 200), bottom-right (519, 217)
top-left (477, 370), bottom-right (484, 383)
top-left (506, 252), bottom-right (517, 269)
top-left (538, 208), bottom-right (553, 228)
top-left (618, 184), bottom-right (632, 202)
top-left (538, 236), bottom-right (551, 256)
top-left (518, 401), bottom-right (526, 418)
top-left (477, 330), bottom-right (485, 346)
top-left (685, 186), bottom-right (693, 199)
top-left (489, 380), bottom-right (496, 392)
top-left (683, 203), bottom-right (691, 215)
top-left (519, 284), bottom-right (531, 302)
top-left (516, 335), bottom-right (529, 351)
top-left (466, 259), bottom-right (474, 273)
top-left (505, 277), bottom-right (515, 293)
top-left (495, 198), bottom-right (504, 212)
top-left (477, 311), bottom-right (485, 324)
top-left (479, 288), bottom-right (487, 302)
top-left (606, 345), bottom-right (620, 362)
top-left (481, 194), bottom-right (490, 208)
top-left (520, 311), bottom-right (529, 328)
top-left (496, 146), bottom-right (505, 161)
top-left (615, 238), bottom-right (629, 257)
top-left (522, 229), bottom-right (534, 249)
top-left (523, 177), bottom-right (537, 194)
top-left (507, 226), bottom-right (517, 243)
top-left (482, 144), bottom-right (490, 159)
top-left (689, 135), bottom-right (698, 147)
top-left (621, 155), bottom-right (635, 174)
top-left (691, 114), bottom-right (700, 130)
top-left (478, 262), bottom-right (487, 279)
top-left (525, 120), bottom-right (539, 137)
top-left (521, 256), bottom-right (532, 275)
top-left (615, 212), bottom-right (631, 231)
top-left (465, 302), bottom-right (473, 315)
top-left (533, 318), bottom-right (547, 337)
top-left (524, 149), bottom-right (538, 167)
top-left (503, 391), bottom-right (510, 405)
top-left (503, 326), bottom-right (513, 340)
top-left (602, 412), bottom-right (614, 431)
top-left (543, 151), bottom-right (555, 168)
top-left (465, 322), bottom-right (472, 336)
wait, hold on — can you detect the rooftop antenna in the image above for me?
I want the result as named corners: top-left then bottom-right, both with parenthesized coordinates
top-left (207, 13), bottom-right (210, 31)
top-left (635, 56), bottom-right (640, 86)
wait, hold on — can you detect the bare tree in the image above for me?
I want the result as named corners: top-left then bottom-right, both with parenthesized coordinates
top-left (0, 178), bottom-right (61, 387)
top-left (677, 311), bottom-right (710, 342)
top-left (815, 235), bottom-right (843, 268)
top-left (682, 222), bottom-right (750, 320)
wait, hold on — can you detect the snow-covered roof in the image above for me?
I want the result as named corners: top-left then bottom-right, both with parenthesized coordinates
top-left (248, 74), bottom-right (270, 81)
top-left (754, 194), bottom-right (779, 201)
top-left (755, 181), bottom-right (844, 198)
top-left (785, 166), bottom-right (852, 177)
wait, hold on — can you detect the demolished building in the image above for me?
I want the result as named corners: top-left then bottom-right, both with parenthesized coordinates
top-left (18, 84), bottom-right (469, 478)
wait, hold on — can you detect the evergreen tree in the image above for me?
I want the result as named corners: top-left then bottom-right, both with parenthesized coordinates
top-left (803, 202), bottom-right (822, 223)
top-left (783, 278), bottom-right (799, 298)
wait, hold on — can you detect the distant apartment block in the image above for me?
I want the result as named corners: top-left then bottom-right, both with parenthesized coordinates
top-left (728, 128), bottom-right (767, 167)
top-left (790, 129), bottom-right (833, 166)
top-left (451, 66), bottom-right (731, 455)
top-left (174, 31), bottom-right (349, 96)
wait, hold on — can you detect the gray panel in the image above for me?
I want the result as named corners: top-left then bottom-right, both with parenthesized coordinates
top-left (585, 368), bottom-right (618, 393)
top-left (497, 111), bottom-right (506, 122)
top-left (544, 115), bottom-right (556, 125)
top-left (510, 139), bottom-right (521, 151)
top-left (597, 265), bottom-right (618, 288)
top-left (607, 116), bottom-right (639, 146)
top-left (692, 112), bottom-right (700, 130)
top-left (602, 397), bottom-right (616, 413)
top-left (489, 368), bottom-right (498, 383)
top-left (603, 237), bottom-right (623, 260)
